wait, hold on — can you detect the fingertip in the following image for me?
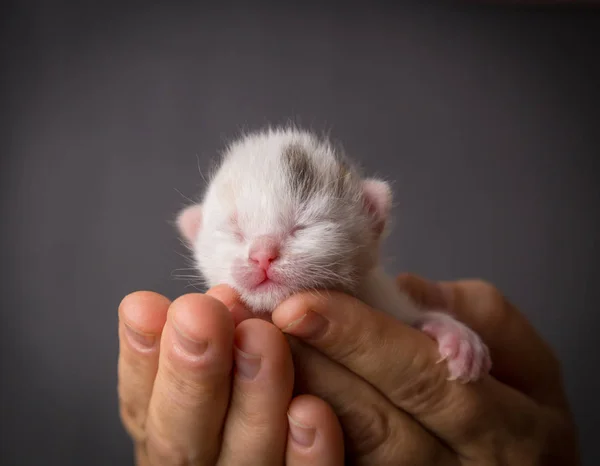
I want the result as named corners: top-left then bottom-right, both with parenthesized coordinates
top-left (169, 293), bottom-right (234, 344)
top-left (205, 284), bottom-right (239, 306)
top-left (287, 413), bottom-right (316, 448)
top-left (287, 395), bottom-right (335, 439)
top-left (272, 293), bottom-right (312, 328)
top-left (206, 285), bottom-right (254, 325)
top-left (119, 291), bottom-right (171, 335)
top-left (286, 395), bottom-right (344, 465)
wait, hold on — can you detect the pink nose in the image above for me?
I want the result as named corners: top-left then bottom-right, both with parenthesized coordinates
top-left (249, 235), bottom-right (280, 270)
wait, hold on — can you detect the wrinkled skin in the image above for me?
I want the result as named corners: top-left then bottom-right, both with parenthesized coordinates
top-left (118, 274), bottom-right (579, 465)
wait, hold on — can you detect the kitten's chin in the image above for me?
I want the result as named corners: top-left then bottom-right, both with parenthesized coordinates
top-left (237, 286), bottom-right (293, 314)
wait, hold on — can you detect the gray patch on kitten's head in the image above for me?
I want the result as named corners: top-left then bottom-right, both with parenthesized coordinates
top-left (333, 154), bottom-right (357, 198)
top-left (283, 138), bottom-right (361, 203)
top-left (284, 142), bottom-right (318, 201)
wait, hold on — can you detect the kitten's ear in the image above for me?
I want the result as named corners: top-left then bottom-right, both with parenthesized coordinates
top-left (361, 178), bottom-right (392, 237)
top-left (176, 204), bottom-right (203, 245)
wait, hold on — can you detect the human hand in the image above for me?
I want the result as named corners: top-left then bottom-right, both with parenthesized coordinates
top-left (270, 274), bottom-right (579, 465)
top-left (117, 288), bottom-right (344, 465)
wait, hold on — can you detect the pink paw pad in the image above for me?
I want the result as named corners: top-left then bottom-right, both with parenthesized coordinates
top-left (418, 311), bottom-right (491, 383)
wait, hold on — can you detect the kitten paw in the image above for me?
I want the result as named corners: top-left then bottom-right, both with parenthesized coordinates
top-left (418, 311), bottom-right (491, 383)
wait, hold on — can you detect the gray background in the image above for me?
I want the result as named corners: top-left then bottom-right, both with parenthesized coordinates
top-left (1, 1), bottom-right (599, 465)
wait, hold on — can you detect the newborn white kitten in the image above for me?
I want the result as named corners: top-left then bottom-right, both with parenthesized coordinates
top-left (176, 127), bottom-right (491, 382)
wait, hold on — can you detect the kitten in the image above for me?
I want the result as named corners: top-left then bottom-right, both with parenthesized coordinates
top-left (176, 127), bottom-right (491, 382)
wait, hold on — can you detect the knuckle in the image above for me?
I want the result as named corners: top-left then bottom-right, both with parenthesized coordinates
top-left (328, 309), bottom-right (392, 367)
top-left (329, 334), bottom-right (369, 364)
top-left (117, 380), bottom-right (148, 443)
top-left (145, 416), bottom-right (208, 466)
top-left (472, 278), bottom-right (504, 304)
top-left (155, 364), bottom-right (229, 421)
top-left (323, 320), bottom-right (369, 363)
top-left (146, 431), bottom-right (199, 466)
top-left (120, 348), bottom-right (151, 376)
top-left (161, 364), bottom-right (213, 408)
top-left (467, 279), bottom-right (510, 324)
top-left (341, 401), bottom-right (392, 459)
top-left (385, 352), bottom-right (448, 414)
top-left (347, 403), bottom-right (444, 466)
top-left (118, 398), bottom-right (147, 443)
top-left (450, 395), bottom-right (492, 442)
top-left (235, 405), bottom-right (272, 436)
top-left (495, 411), bottom-right (558, 464)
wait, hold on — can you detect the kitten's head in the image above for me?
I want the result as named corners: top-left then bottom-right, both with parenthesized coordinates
top-left (176, 127), bottom-right (392, 313)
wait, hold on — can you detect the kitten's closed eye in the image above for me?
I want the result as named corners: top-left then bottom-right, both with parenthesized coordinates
top-left (290, 225), bottom-right (309, 236)
top-left (215, 227), bottom-right (243, 242)
top-left (225, 214), bottom-right (245, 242)
top-left (232, 227), bottom-right (245, 242)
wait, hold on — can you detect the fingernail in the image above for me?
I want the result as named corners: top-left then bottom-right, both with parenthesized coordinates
top-left (172, 323), bottom-right (208, 355)
top-left (287, 413), bottom-right (316, 447)
top-left (124, 323), bottom-right (156, 350)
top-left (282, 313), bottom-right (307, 331)
top-left (234, 346), bottom-right (261, 380)
top-left (281, 310), bottom-right (328, 339)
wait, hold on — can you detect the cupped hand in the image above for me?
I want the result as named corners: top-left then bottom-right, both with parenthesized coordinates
top-left (117, 288), bottom-right (344, 465)
top-left (270, 274), bottom-right (579, 465)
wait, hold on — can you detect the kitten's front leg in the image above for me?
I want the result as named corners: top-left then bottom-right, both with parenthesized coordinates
top-left (416, 311), bottom-right (492, 383)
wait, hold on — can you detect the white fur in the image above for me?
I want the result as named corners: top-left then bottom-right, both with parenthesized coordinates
top-left (185, 127), bottom-right (395, 313)
top-left (177, 126), bottom-right (491, 382)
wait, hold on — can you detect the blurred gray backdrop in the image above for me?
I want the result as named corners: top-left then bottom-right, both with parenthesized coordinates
top-left (1, 1), bottom-right (599, 465)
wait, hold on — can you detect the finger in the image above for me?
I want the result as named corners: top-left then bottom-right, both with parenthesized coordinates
top-left (272, 290), bottom-right (449, 415)
top-left (396, 274), bottom-right (567, 408)
top-left (272, 290), bottom-right (542, 452)
top-left (288, 338), bottom-right (457, 465)
top-left (217, 319), bottom-right (294, 466)
top-left (144, 293), bottom-right (234, 466)
top-left (285, 395), bottom-right (345, 466)
top-left (206, 284), bottom-right (254, 326)
top-left (118, 291), bottom-right (170, 444)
